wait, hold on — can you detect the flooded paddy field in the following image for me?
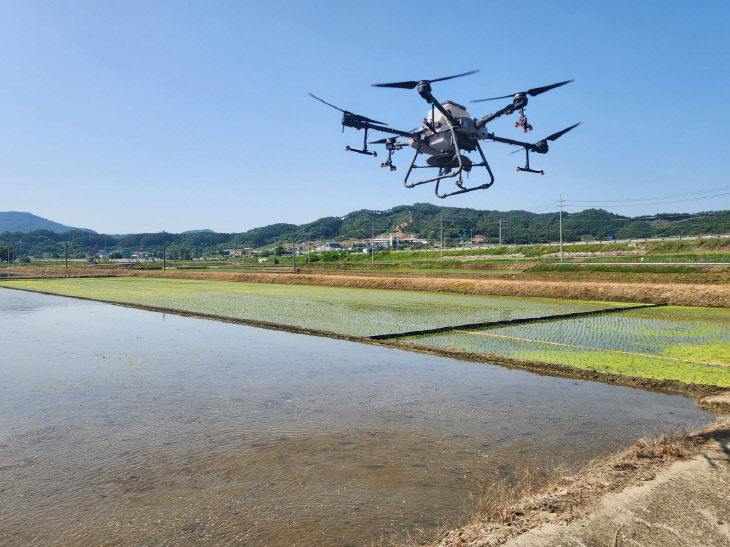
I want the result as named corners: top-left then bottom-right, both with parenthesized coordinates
top-left (0, 288), bottom-right (715, 545)
top-left (408, 306), bottom-right (730, 387)
top-left (0, 277), bottom-right (626, 337)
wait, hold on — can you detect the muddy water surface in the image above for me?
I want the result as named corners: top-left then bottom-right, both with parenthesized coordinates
top-left (0, 288), bottom-right (714, 545)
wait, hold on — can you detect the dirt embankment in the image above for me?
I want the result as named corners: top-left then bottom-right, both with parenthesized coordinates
top-left (435, 417), bottom-right (730, 547)
top-left (10, 267), bottom-right (727, 308)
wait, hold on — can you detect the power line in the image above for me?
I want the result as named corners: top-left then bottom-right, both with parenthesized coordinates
top-left (565, 191), bottom-right (730, 209)
top-left (564, 184), bottom-right (730, 205)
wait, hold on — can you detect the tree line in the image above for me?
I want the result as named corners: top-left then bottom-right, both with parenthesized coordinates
top-left (1, 205), bottom-right (728, 259)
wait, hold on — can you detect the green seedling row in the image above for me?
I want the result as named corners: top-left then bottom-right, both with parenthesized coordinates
top-left (407, 307), bottom-right (730, 386)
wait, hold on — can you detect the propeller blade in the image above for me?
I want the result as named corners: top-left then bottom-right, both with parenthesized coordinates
top-left (470, 94), bottom-right (514, 103)
top-left (470, 79), bottom-right (574, 103)
top-left (545, 122), bottom-right (581, 141)
top-left (527, 79), bottom-right (574, 97)
top-left (372, 69), bottom-right (479, 89)
top-left (308, 92), bottom-right (345, 112)
top-left (357, 115), bottom-right (388, 126)
top-left (369, 137), bottom-right (395, 144)
top-left (428, 69), bottom-right (480, 84)
top-left (309, 92), bottom-right (388, 125)
top-left (371, 80), bottom-right (419, 89)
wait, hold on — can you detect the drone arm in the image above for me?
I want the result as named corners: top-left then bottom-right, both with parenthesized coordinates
top-left (475, 96), bottom-right (528, 128)
top-left (341, 116), bottom-right (415, 138)
top-left (483, 132), bottom-right (533, 148)
top-left (416, 86), bottom-right (457, 126)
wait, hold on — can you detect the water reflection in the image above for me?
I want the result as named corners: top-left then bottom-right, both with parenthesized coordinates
top-left (0, 288), bottom-right (714, 545)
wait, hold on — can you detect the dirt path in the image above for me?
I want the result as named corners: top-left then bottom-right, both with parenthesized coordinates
top-left (505, 431), bottom-right (730, 546)
top-left (436, 417), bottom-right (730, 547)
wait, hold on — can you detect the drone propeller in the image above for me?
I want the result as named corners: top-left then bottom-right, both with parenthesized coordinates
top-left (545, 122), bottom-right (581, 141)
top-left (369, 137), bottom-right (396, 144)
top-left (308, 92), bottom-right (388, 125)
top-left (470, 79), bottom-right (574, 103)
top-left (371, 69), bottom-right (479, 90)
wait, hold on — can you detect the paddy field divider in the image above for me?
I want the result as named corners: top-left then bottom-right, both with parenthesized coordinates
top-left (368, 303), bottom-right (667, 341)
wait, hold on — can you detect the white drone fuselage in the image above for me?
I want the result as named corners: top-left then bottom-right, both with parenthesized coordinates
top-left (409, 100), bottom-right (489, 156)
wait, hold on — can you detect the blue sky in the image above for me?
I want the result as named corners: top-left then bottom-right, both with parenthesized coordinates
top-left (1, 1), bottom-right (729, 233)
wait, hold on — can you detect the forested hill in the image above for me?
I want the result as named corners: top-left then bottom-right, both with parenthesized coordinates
top-left (1, 204), bottom-right (729, 257)
top-left (0, 211), bottom-right (93, 233)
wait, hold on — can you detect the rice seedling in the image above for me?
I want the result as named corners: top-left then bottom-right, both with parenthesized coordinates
top-left (407, 307), bottom-right (730, 386)
top-left (0, 277), bottom-right (625, 337)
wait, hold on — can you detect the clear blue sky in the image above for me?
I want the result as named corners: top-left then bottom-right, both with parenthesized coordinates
top-left (1, 1), bottom-right (729, 233)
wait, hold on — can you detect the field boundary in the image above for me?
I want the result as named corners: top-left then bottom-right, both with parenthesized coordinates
top-left (368, 303), bottom-right (666, 340)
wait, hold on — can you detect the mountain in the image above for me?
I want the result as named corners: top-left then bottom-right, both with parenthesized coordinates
top-left (0, 212), bottom-right (95, 233)
top-left (1, 205), bottom-right (728, 257)
top-left (182, 229), bottom-right (216, 234)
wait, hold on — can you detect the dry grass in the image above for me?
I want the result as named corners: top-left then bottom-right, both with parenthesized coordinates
top-left (6, 267), bottom-right (729, 307)
top-left (432, 417), bottom-right (730, 547)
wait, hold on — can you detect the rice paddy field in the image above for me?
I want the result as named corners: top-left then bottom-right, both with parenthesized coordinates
top-left (0, 277), bottom-right (626, 337)
top-left (407, 306), bottom-right (730, 386)
top-left (2, 277), bottom-right (728, 387)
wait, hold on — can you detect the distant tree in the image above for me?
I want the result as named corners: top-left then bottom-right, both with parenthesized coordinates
top-left (616, 221), bottom-right (654, 239)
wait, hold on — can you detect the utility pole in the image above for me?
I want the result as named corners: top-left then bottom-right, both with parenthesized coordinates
top-left (499, 219), bottom-right (502, 246)
top-left (306, 234), bottom-right (310, 264)
top-left (371, 222), bottom-right (375, 264)
top-left (64, 241), bottom-right (68, 269)
top-left (440, 211), bottom-right (444, 262)
top-left (292, 236), bottom-right (296, 272)
top-left (162, 231), bottom-right (166, 271)
top-left (559, 195), bottom-right (564, 263)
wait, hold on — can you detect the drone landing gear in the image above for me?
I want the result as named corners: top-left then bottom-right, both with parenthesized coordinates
top-left (516, 148), bottom-right (544, 175)
top-left (404, 135), bottom-right (495, 198)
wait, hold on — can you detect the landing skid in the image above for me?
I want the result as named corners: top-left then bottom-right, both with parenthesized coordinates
top-left (403, 125), bottom-right (495, 198)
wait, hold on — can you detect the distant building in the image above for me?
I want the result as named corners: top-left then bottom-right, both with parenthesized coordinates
top-left (400, 237), bottom-right (429, 245)
top-left (315, 242), bottom-right (342, 252)
top-left (368, 235), bottom-right (399, 248)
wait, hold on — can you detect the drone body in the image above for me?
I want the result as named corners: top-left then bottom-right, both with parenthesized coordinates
top-left (310, 71), bottom-right (579, 198)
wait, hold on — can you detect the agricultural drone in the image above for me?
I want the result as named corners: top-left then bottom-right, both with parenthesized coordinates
top-left (310, 70), bottom-right (579, 198)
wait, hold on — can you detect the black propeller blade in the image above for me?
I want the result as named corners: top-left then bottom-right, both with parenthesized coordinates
top-left (545, 122), bottom-right (581, 141)
top-left (369, 137), bottom-right (395, 144)
top-left (371, 69), bottom-right (479, 90)
top-left (308, 92), bottom-right (388, 125)
top-left (470, 79), bottom-right (574, 103)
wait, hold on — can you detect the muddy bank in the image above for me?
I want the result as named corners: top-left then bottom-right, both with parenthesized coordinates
top-left (435, 416), bottom-right (730, 547)
top-left (6, 267), bottom-right (730, 307)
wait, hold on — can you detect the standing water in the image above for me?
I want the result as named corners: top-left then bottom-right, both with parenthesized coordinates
top-left (0, 289), bottom-right (714, 545)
